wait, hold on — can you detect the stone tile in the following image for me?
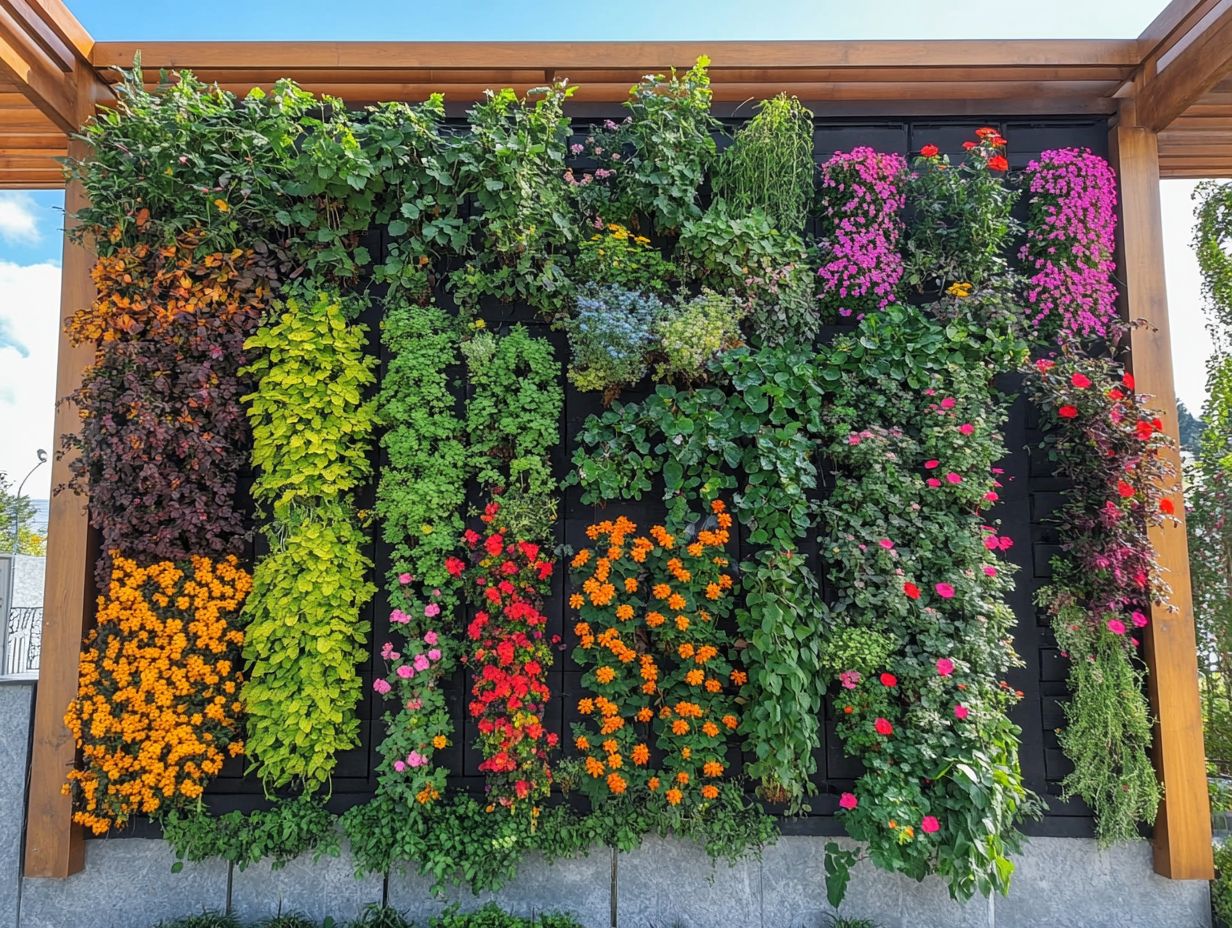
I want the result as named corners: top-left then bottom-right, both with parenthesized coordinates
top-left (0, 683), bottom-right (33, 928)
top-left (617, 836), bottom-right (760, 928)
top-left (229, 843), bottom-right (383, 924)
top-left (387, 850), bottom-right (612, 928)
top-left (19, 838), bottom-right (228, 928)
top-left (761, 836), bottom-right (990, 928)
top-left (994, 837), bottom-right (1210, 928)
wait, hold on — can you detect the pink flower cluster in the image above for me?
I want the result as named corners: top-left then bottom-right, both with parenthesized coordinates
top-left (373, 629), bottom-right (444, 694)
top-left (816, 147), bottom-right (908, 320)
top-left (1020, 148), bottom-right (1119, 340)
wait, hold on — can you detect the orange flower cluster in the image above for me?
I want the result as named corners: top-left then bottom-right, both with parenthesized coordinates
top-left (568, 501), bottom-right (745, 811)
top-left (68, 232), bottom-right (273, 344)
top-left (64, 553), bottom-right (250, 834)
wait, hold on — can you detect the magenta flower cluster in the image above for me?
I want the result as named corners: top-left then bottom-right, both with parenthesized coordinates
top-left (816, 147), bottom-right (907, 320)
top-left (1019, 148), bottom-right (1119, 340)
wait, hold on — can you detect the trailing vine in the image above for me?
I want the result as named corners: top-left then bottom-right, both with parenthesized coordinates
top-left (240, 292), bottom-right (378, 790)
top-left (1025, 355), bottom-right (1170, 843)
top-left (819, 294), bottom-right (1038, 902)
top-left (372, 303), bottom-right (466, 807)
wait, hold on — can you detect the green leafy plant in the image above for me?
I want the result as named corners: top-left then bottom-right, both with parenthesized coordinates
top-left (607, 57), bottom-right (720, 233)
top-left (347, 906), bottom-right (414, 928)
top-left (154, 915), bottom-right (242, 928)
top-left (564, 284), bottom-right (664, 397)
top-left (1215, 841), bottom-right (1232, 928)
top-left (654, 291), bottom-right (744, 382)
top-left (372, 303), bottom-right (466, 806)
top-left (711, 93), bottom-right (816, 234)
top-left (241, 291), bottom-right (378, 518)
top-left (242, 504), bottom-right (376, 790)
top-left (163, 794), bottom-right (340, 872)
top-left (429, 904), bottom-right (584, 928)
top-left (462, 326), bottom-right (563, 540)
top-left (452, 83), bottom-right (577, 316)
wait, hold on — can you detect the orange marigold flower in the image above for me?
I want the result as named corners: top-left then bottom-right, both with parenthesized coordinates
top-left (569, 593), bottom-right (585, 609)
top-left (685, 669), bottom-right (704, 686)
top-left (433, 735), bottom-right (448, 749)
top-left (703, 761), bottom-right (724, 777)
top-left (595, 666), bottom-right (616, 684)
top-left (666, 788), bottom-right (683, 805)
top-left (675, 771), bottom-right (689, 785)
top-left (624, 577), bottom-right (638, 593)
top-left (678, 643), bottom-right (695, 659)
top-left (602, 739), bottom-right (619, 754)
top-left (646, 611), bottom-right (666, 628)
top-left (607, 753), bottom-right (623, 769)
top-left (576, 736), bottom-right (591, 751)
top-left (701, 784), bottom-right (719, 800)
top-left (704, 679), bottom-right (722, 693)
top-left (574, 621), bottom-right (591, 637)
top-left (578, 698), bottom-right (595, 715)
top-left (672, 719), bottom-right (690, 735)
top-left (648, 776), bottom-right (661, 791)
top-left (667, 593), bottom-right (686, 611)
top-left (674, 615), bottom-right (690, 631)
top-left (607, 773), bottom-right (627, 795)
top-left (730, 669), bottom-right (748, 686)
top-left (687, 542), bottom-right (704, 557)
top-left (652, 583), bottom-right (672, 600)
top-left (586, 757), bottom-right (606, 778)
top-left (702, 721), bottom-right (720, 737)
top-left (722, 714), bottom-right (739, 730)
top-left (694, 645), bottom-right (716, 663)
top-left (615, 603), bottom-right (634, 621)
top-left (572, 549), bottom-right (592, 568)
top-left (636, 706), bottom-right (654, 723)
top-left (600, 716), bottom-right (625, 734)
top-left (705, 583), bottom-right (721, 600)
top-left (632, 744), bottom-right (650, 765)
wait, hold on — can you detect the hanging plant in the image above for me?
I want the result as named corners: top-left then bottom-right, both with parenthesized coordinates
top-left (711, 93), bottom-right (816, 234)
top-left (815, 147), bottom-right (907, 322)
top-left (1025, 354), bottom-right (1170, 843)
top-left (372, 303), bottom-right (467, 807)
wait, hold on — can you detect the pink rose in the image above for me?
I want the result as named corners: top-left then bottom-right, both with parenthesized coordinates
top-left (959, 423), bottom-right (974, 435)
top-left (940, 397), bottom-right (956, 409)
top-left (924, 459), bottom-right (940, 469)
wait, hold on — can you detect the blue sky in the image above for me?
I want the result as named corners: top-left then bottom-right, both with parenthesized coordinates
top-left (68, 0), bottom-right (1166, 41)
top-left (0, 0), bottom-right (1221, 500)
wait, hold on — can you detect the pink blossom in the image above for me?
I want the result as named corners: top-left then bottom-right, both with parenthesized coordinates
top-left (940, 397), bottom-right (956, 409)
top-left (424, 603), bottom-right (441, 618)
top-left (954, 704), bottom-right (969, 720)
top-left (393, 760), bottom-right (406, 772)
top-left (983, 565), bottom-right (998, 577)
top-left (1132, 610), bottom-right (1149, 628)
top-left (879, 538), bottom-right (895, 550)
top-left (921, 816), bottom-right (941, 834)
top-left (427, 648), bottom-right (442, 661)
top-left (373, 678), bottom-right (392, 695)
top-left (924, 459), bottom-right (940, 470)
top-left (839, 792), bottom-right (859, 810)
top-left (936, 657), bottom-right (955, 677)
top-left (839, 670), bottom-right (862, 690)
top-left (407, 751), bottom-right (427, 768)
top-left (945, 472), bottom-right (962, 485)
top-left (1106, 618), bottom-right (1126, 635)
top-left (927, 478), bottom-right (942, 488)
top-left (424, 631), bottom-right (439, 645)
top-left (413, 653), bottom-right (431, 671)
top-left (398, 573), bottom-right (413, 585)
top-left (390, 609), bottom-right (410, 625)
top-left (959, 423), bottom-right (975, 435)
top-left (935, 582), bottom-right (955, 599)
top-left (397, 664), bottom-right (415, 679)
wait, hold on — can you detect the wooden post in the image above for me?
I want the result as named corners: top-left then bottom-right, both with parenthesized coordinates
top-left (1109, 105), bottom-right (1214, 881)
top-left (22, 62), bottom-right (99, 880)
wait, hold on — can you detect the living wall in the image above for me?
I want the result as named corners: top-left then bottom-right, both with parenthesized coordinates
top-left (59, 62), bottom-right (1172, 904)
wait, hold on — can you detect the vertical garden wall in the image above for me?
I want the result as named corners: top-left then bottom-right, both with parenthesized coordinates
top-left (37, 58), bottom-right (1201, 924)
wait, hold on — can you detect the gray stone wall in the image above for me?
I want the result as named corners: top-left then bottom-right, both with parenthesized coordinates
top-left (0, 679), bottom-right (1213, 928)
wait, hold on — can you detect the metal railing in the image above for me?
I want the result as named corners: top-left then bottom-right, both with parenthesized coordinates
top-left (4, 606), bottom-right (41, 677)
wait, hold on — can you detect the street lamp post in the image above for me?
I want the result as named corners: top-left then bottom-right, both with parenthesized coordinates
top-left (11, 448), bottom-right (48, 555)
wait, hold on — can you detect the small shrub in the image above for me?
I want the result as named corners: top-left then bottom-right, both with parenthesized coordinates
top-left (1216, 842), bottom-right (1232, 928)
top-left (654, 291), bottom-right (743, 382)
top-left (430, 904), bottom-right (584, 928)
top-left (573, 223), bottom-right (677, 295)
top-left (564, 284), bottom-right (664, 396)
top-left (258, 915), bottom-right (321, 928)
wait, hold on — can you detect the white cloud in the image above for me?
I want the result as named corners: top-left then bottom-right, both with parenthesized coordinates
top-left (0, 193), bottom-right (41, 245)
top-left (0, 261), bottom-right (60, 500)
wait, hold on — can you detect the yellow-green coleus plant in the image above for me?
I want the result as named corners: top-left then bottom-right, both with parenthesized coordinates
top-left (240, 289), bottom-right (378, 790)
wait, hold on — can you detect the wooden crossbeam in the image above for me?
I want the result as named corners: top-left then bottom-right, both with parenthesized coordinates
top-left (1137, 0), bottom-right (1232, 130)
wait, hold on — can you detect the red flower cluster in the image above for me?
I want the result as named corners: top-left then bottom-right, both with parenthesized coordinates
top-left (456, 504), bottom-right (559, 812)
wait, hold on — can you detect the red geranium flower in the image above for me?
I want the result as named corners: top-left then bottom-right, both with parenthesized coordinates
top-left (1160, 498), bottom-right (1175, 514)
top-left (920, 144), bottom-right (939, 158)
top-left (1071, 373), bottom-right (1091, 389)
top-left (445, 556), bottom-right (466, 577)
top-left (987, 154), bottom-right (1009, 172)
top-left (903, 582), bottom-right (921, 600)
top-left (874, 717), bottom-right (893, 736)
top-left (1058, 405), bottom-right (1079, 419)
top-left (880, 672), bottom-right (897, 687)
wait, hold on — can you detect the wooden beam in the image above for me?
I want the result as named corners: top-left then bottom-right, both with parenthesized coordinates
top-left (22, 61), bottom-right (102, 881)
top-left (1137, 1), bottom-right (1232, 131)
top-left (1109, 108), bottom-right (1214, 881)
top-left (0, 1), bottom-right (73, 132)
top-left (90, 39), bottom-right (1141, 73)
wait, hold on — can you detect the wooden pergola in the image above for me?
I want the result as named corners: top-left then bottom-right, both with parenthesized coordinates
top-left (4, 0), bottom-right (1228, 886)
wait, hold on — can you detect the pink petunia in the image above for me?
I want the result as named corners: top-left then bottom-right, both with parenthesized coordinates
top-left (935, 582), bottom-right (955, 599)
top-left (940, 397), bottom-right (956, 409)
top-left (959, 423), bottom-right (975, 435)
top-left (921, 816), bottom-right (940, 834)
top-left (879, 538), bottom-right (895, 550)
top-left (946, 472), bottom-right (962, 485)
top-left (936, 657), bottom-right (955, 677)
top-left (924, 459), bottom-right (940, 470)
top-left (954, 704), bottom-right (969, 720)
top-left (839, 792), bottom-right (858, 810)
top-left (1106, 618), bottom-right (1126, 635)
top-left (1132, 611), bottom-right (1149, 628)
